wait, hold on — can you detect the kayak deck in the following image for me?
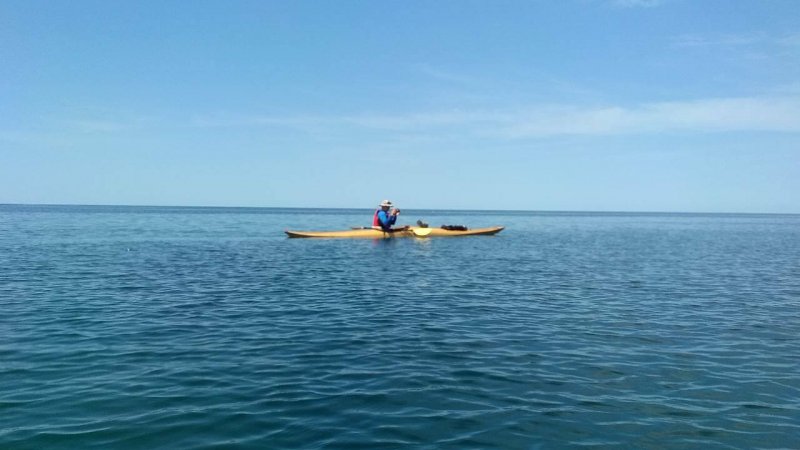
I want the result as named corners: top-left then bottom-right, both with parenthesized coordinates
top-left (285, 226), bottom-right (504, 239)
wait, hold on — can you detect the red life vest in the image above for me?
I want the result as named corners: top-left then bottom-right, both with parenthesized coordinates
top-left (372, 209), bottom-right (382, 228)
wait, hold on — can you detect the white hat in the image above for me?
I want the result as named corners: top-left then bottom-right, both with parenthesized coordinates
top-left (379, 199), bottom-right (393, 207)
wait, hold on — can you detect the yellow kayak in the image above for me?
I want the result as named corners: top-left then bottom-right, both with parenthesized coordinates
top-left (285, 226), bottom-right (504, 239)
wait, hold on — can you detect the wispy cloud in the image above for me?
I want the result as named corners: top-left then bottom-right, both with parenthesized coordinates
top-left (672, 32), bottom-right (800, 49)
top-left (187, 96), bottom-right (800, 138)
top-left (50, 95), bottom-right (800, 142)
top-left (414, 64), bottom-right (479, 86)
top-left (673, 34), bottom-right (762, 48)
top-left (66, 119), bottom-right (131, 133)
top-left (776, 32), bottom-right (800, 47)
top-left (61, 114), bottom-right (161, 134)
top-left (500, 97), bottom-right (800, 137)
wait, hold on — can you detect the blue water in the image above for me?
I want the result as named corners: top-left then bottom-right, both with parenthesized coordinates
top-left (2, 205), bottom-right (799, 449)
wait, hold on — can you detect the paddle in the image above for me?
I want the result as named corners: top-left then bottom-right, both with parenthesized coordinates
top-left (386, 224), bottom-right (432, 237)
top-left (350, 224), bottom-right (432, 237)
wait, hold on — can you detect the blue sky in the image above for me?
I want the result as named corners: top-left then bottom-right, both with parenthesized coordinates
top-left (2, 0), bottom-right (798, 212)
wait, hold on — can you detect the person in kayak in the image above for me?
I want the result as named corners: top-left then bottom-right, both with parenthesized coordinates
top-left (373, 199), bottom-right (407, 232)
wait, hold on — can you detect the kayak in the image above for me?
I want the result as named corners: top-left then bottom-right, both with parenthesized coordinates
top-left (285, 226), bottom-right (504, 238)
top-left (285, 226), bottom-right (504, 239)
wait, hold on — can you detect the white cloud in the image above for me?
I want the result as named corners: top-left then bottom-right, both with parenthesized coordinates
top-left (414, 65), bottom-right (479, 85)
top-left (501, 97), bottom-right (800, 137)
top-left (67, 119), bottom-right (130, 133)
top-left (232, 96), bottom-right (800, 138)
top-left (63, 96), bottom-right (800, 140)
top-left (672, 33), bottom-right (764, 48)
top-left (672, 32), bottom-right (800, 49)
top-left (777, 32), bottom-right (800, 47)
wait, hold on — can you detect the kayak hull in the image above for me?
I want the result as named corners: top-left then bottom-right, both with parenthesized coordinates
top-left (285, 226), bottom-right (504, 239)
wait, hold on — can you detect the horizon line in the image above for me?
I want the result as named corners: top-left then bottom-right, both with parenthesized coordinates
top-left (1, 202), bottom-right (798, 216)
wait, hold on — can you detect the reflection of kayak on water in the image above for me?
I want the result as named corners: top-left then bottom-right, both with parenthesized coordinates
top-left (285, 226), bottom-right (505, 239)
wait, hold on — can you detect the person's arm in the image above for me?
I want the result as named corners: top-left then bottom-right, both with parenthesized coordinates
top-left (378, 210), bottom-right (393, 230)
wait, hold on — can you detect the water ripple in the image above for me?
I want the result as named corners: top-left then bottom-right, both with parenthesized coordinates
top-left (2, 207), bottom-right (799, 448)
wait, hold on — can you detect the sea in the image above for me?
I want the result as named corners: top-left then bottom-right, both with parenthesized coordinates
top-left (1, 204), bottom-right (799, 449)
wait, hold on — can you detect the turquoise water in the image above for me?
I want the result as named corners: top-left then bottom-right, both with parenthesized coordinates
top-left (2, 205), bottom-right (799, 449)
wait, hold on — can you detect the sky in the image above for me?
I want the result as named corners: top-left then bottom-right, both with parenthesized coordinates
top-left (1, 0), bottom-right (799, 212)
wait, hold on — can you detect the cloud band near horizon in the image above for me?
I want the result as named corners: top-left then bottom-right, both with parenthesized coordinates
top-left (190, 96), bottom-right (800, 138)
top-left (8, 95), bottom-right (799, 141)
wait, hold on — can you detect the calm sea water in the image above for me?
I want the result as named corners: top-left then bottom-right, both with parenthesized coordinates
top-left (2, 205), bottom-right (799, 449)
